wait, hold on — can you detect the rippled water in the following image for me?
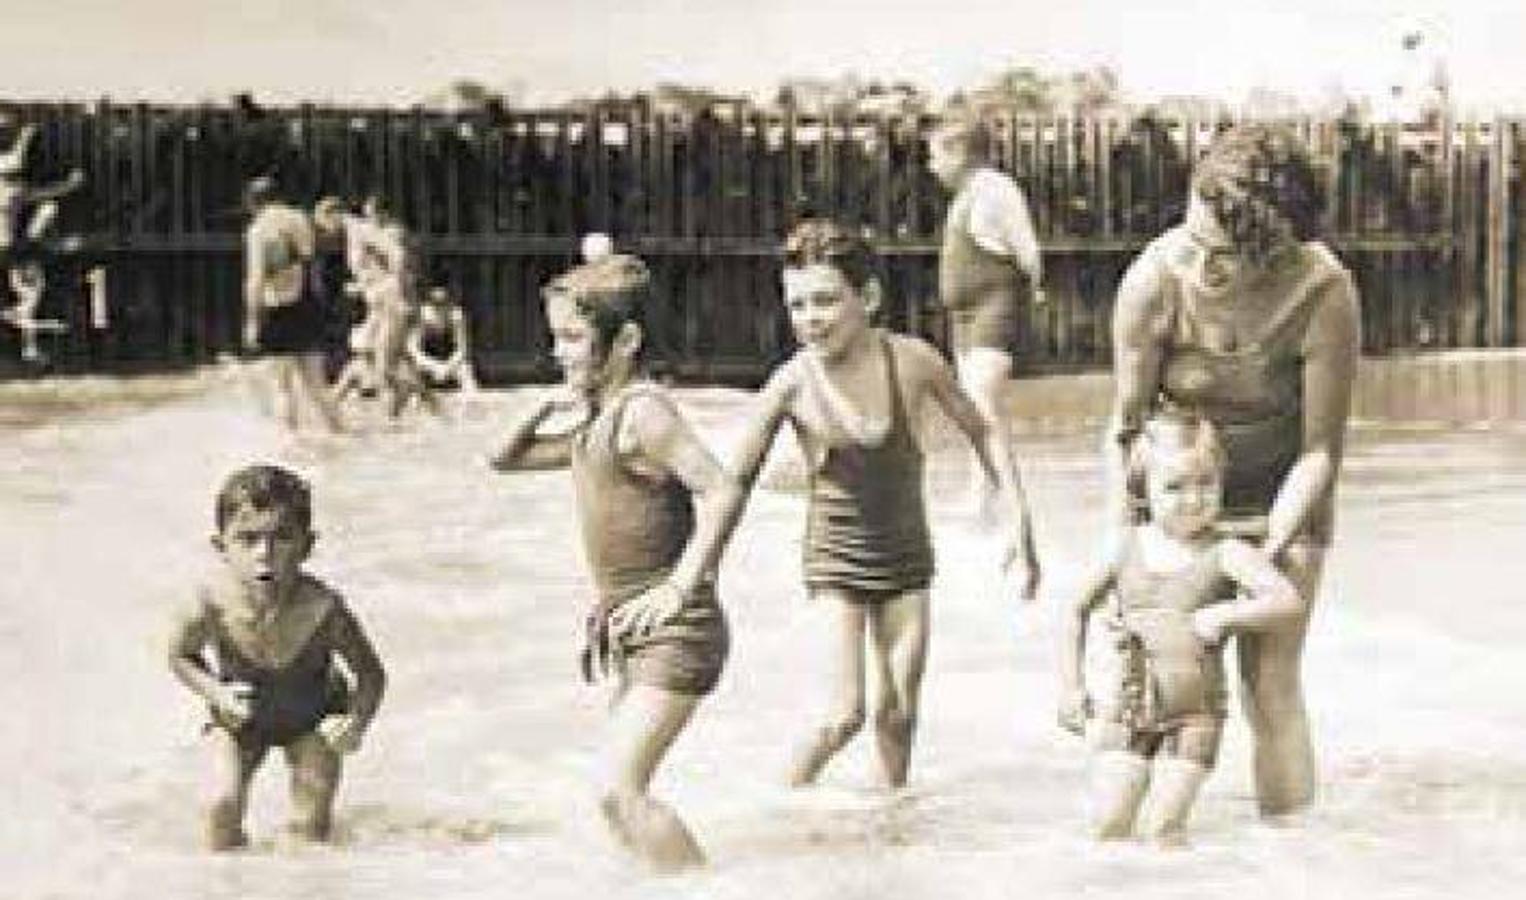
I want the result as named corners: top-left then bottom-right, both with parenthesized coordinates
top-left (3, 371), bottom-right (1524, 899)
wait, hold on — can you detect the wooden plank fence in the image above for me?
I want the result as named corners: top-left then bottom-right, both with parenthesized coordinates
top-left (2, 100), bottom-right (1524, 383)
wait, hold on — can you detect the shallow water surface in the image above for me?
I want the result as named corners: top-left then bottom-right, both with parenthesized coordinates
top-left (2, 375), bottom-right (1523, 899)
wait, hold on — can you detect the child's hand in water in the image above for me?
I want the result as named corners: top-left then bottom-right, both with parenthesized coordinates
top-left (318, 714), bottom-right (365, 754)
top-left (1192, 606), bottom-right (1229, 645)
top-left (210, 681), bottom-right (255, 726)
top-left (1057, 688), bottom-right (1092, 735)
top-left (608, 581), bottom-right (685, 641)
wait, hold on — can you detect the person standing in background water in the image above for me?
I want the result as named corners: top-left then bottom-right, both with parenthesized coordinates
top-left (243, 176), bottom-right (343, 434)
top-left (928, 116), bottom-right (1045, 518)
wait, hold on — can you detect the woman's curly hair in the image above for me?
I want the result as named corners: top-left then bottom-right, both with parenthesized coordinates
top-left (1191, 124), bottom-right (1326, 263)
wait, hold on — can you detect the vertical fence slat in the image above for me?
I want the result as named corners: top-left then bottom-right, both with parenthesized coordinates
top-left (1486, 116), bottom-right (1510, 347)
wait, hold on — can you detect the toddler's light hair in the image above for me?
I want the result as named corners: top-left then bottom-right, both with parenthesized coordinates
top-left (1129, 408), bottom-right (1226, 488)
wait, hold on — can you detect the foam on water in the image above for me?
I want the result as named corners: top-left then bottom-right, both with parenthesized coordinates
top-left (3, 374), bottom-right (1524, 899)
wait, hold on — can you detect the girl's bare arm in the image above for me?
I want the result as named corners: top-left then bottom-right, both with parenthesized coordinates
top-left (913, 337), bottom-right (1039, 597)
top-left (1058, 550), bottom-right (1119, 731)
top-left (444, 310), bottom-right (471, 372)
top-left (608, 372), bottom-right (796, 636)
top-left (486, 394), bottom-right (576, 471)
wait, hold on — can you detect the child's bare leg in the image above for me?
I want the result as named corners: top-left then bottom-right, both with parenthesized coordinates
top-left (268, 358), bottom-right (299, 430)
top-left (867, 589), bottom-right (930, 788)
top-left (284, 732), bottom-right (342, 841)
top-left (207, 730), bottom-right (267, 851)
top-left (790, 592), bottom-right (868, 787)
top-left (1084, 718), bottom-right (1151, 840)
top-left (599, 683), bottom-right (705, 871)
top-left (373, 309), bottom-right (408, 417)
top-left (294, 351), bottom-right (344, 433)
top-left (331, 358), bottom-right (365, 404)
top-left (1136, 755), bottom-right (1210, 845)
top-left (457, 364), bottom-right (479, 395)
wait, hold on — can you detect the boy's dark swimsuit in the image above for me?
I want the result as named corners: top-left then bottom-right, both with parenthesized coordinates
top-left (199, 582), bottom-right (354, 746)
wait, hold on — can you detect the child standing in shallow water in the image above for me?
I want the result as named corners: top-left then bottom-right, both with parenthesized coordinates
top-left (1059, 411), bottom-right (1302, 843)
top-left (702, 220), bottom-right (1040, 789)
top-left (167, 465), bottom-right (386, 850)
top-left (487, 254), bottom-right (733, 872)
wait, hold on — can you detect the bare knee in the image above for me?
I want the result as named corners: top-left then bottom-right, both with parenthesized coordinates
top-left (874, 701), bottom-right (916, 742)
top-left (817, 705), bottom-right (867, 748)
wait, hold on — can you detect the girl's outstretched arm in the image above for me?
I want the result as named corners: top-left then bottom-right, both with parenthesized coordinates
top-left (609, 368), bottom-right (798, 637)
top-left (912, 337), bottom-right (1040, 600)
top-left (486, 392), bottom-right (577, 471)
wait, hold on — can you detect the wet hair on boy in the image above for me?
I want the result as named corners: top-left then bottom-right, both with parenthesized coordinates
top-left (214, 463), bottom-right (313, 533)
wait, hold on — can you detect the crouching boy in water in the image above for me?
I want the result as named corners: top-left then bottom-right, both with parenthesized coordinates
top-left (1058, 411), bottom-right (1302, 843)
top-left (168, 465), bottom-right (386, 850)
top-left (487, 254), bottom-right (732, 872)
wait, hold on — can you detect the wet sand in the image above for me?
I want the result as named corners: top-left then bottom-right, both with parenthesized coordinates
top-left (2, 370), bottom-right (1524, 899)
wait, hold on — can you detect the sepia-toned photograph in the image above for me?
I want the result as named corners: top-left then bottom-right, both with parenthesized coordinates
top-left (3, 2), bottom-right (1523, 897)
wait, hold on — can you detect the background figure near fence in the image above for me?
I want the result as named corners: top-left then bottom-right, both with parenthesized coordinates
top-left (927, 116), bottom-right (1045, 517)
top-left (330, 193), bottom-right (427, 420)
top-left (406, 283), bottom-right (477, 406)
top-left (1, 122), bottom-right (86, 364)
top-left (1104, 123), bottom-right (1361, 818)
top-left (311, 196), bottom-right (359, 381)
top-left (243, 176), bottom-right (343, 434)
